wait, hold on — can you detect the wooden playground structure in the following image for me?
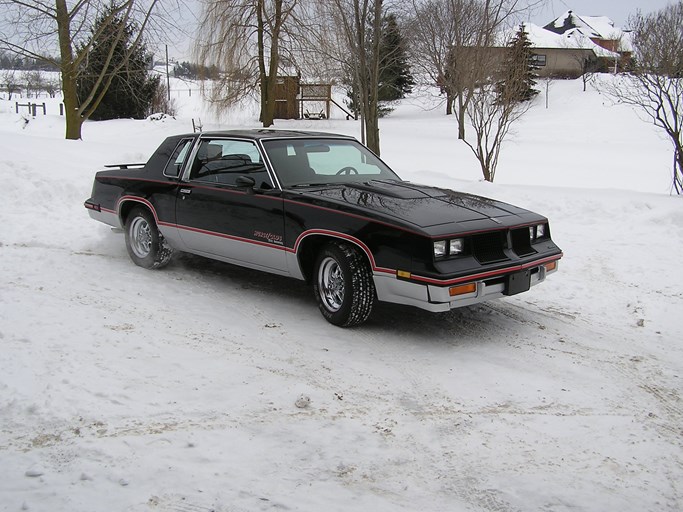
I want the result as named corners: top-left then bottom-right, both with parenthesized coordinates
top-left (274, 76), bottom-right (355, 121)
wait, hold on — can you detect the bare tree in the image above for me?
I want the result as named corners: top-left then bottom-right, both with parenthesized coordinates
top-left (464, 80), bottom-right (531, 181)
top-left (603, 3), bottom-right (683, 194)
top-left (22, 69), bottom-right (44, 98)
top-left (307, 0), bottom-right (384, 154)
top-left (45, 77), bottom-right (60, 98)
top-left (407, 0), bottom-right (482, 121)
top-left (195, 0), bottom-right (298, 128)
top-left (463, 29), bottom-right (535, 181)
top-left (560, 34), bottom-right (604, 91)
top-left (407, 0), bottom-right (534, 140)
top-left (1, 69), bottom-right (19, 99)
top-left (539, 75), bottom-right (552, 108)
top-left (151, 80), bottom-right (177, 116)
top-left (0, 1), bottom-right (166, 139)
top-left (577, 52), bottom-right (601, 92)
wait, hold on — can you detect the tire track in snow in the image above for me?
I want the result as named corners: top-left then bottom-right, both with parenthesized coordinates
top-left (495, 299), bottom-right (683, 446)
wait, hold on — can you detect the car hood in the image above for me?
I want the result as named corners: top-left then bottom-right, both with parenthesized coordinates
top-left (294, 180), bottom-right (539, 231)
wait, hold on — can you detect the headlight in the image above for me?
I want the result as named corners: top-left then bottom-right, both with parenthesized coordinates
top-left (434, 238), bottom-right (465, 258)
top-left (449, 238), bottom-right (464, 255)
top-left (530, 223), bottom-right (547, 241)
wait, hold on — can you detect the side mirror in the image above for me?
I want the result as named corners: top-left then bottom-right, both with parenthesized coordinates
top-left (235, 175), bottom-right (256, 194)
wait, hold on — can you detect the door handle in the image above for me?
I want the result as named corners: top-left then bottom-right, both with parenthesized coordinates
top-left (180, 188), bottom-right (192, 194)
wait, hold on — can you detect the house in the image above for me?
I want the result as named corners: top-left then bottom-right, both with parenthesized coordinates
top-left (539, 10), bottom-right (632, 73)
top-left (543, 10), bottom-right (630, 55)
top-left (520, 20), bottom-right (621, 78)
top-left (445, 10), bottom-right (628, 89)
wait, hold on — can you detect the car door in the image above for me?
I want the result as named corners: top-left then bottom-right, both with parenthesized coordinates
top-left (174, 137), bottom-right (288, 274)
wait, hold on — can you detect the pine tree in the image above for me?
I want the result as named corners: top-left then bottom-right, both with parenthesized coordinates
top-left (345, 12), bottom-right (414, 118)
top-left (497, 25), bottom-right (539, 104)
top-left (77, 7), bottom-right (159, 120)
top-left (378, 13), bottom-right (414, 102)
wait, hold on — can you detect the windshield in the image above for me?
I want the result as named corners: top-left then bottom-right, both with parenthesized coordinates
top-left (261, 138), bottom-right (401, 187)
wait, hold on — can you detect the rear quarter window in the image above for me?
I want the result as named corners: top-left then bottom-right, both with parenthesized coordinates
top-left (163, 138), bottom-right (194, 178)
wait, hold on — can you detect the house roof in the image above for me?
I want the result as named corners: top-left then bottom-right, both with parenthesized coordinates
top-left (542, 10), bottom-right (632, 52)
top-left (508, 22), bottom-right (619, 58)
top-left (545, 10), bottom-right (627, 38)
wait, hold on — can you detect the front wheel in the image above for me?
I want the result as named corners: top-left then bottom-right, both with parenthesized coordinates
top-left (124, 206), bottom-right (173, 269)
top-left (313, 242), bottom-right (375, 327)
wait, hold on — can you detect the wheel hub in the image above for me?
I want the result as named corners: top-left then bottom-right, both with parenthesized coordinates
top-left (130, 216), bottom-right (152, 258)
top-left (318, 257), bottom-right (344, 312)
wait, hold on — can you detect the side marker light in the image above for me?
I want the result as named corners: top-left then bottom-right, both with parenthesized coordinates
top-left (449, 283), bottom-right (477, 297)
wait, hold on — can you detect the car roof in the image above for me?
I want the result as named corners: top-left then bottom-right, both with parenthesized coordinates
top-left (187, 129), bottom-right (356, 141)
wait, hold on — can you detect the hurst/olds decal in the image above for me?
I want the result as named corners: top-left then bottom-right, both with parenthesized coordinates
top-left (253, 230), bottom-right (284, 245)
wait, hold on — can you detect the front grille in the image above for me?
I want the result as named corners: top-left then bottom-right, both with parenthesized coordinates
top-left (471, 231), bottom-right (507, 263)
top-left (511, 227), bottom-right (536, 257)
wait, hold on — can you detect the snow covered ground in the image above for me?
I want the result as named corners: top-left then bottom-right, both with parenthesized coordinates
top-left (1, 78), bottom-right (682, 511)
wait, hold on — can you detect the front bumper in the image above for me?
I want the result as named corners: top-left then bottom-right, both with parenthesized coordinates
top-left (373, 261), bottom-right (559, 313)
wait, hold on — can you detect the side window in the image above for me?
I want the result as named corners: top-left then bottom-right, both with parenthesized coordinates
top-left (190, 139), bottom-right (273, 188)
top-left (163, 138), bottom-right (194, 178)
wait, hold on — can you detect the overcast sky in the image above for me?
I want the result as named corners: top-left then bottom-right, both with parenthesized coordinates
top-left (527, 0), bottom-right (674, 28)
top-left (163, 0), bottom-right (675, 61)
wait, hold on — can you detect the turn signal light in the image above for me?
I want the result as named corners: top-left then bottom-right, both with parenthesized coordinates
top-left (545, 261), bottom-right (557, 272)
top-left (449, 283), bottom-right (477, 297)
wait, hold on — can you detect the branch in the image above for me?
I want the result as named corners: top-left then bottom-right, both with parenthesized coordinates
top-left (1, 0), bottom-right (56, 19)
top-left (0, 38), bottom-right (59, 66)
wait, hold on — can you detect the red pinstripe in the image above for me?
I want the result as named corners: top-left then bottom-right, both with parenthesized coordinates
top-left (113, 195), bottom-right (561, 287)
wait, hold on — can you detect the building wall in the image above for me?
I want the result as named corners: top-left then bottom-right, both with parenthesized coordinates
top-left (458, 46), bottom-right (612, 82)
top-left (531, 48), bottom-right (597, 78)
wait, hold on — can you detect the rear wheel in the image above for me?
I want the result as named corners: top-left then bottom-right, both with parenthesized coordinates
top-left (313, 242), bottom-right (375, 327)
top-left (124, 206), bottom-right (173, 269)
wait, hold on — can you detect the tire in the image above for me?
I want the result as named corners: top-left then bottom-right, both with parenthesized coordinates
top-left (124, 206), bottom-right (173, 269)
top-left (313, 242), bottom-right (375, 327)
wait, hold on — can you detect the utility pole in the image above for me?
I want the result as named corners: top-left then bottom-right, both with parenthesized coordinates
top-left (165, 44), bottom-right (170, 100)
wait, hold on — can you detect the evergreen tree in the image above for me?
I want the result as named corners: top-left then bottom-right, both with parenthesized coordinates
top-left (78, 7), bottom-right (159, 120)
top-left (173, 61), bottom-right (219, 80)
top-left (173, 61), bottom-right (197, 79)
top-left (497, 25), bottom-right (539, 104)
top-left (378, 13), bottom-right (414, 102)
top-left (345, 11), bottom-right (414, 118)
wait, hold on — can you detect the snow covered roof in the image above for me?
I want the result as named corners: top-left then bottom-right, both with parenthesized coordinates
top-left (544, 10), bottom-right (621, 40)
top-left (505, 22), bottom-right (619, 58)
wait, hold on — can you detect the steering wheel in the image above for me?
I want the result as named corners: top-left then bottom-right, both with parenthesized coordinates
top-left (336, 166), bottom-right (359, 175)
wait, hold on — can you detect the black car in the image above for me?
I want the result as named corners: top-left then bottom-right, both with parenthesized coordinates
top-left (85, 130), bottom-right (562, 326)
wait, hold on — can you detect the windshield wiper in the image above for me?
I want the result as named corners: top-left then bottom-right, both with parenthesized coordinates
top-left (289, 182), bottom-right (341, 188)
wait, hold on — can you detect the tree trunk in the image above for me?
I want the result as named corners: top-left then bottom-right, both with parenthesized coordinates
top-left (62, 67), bottom-right (83, 140)
top-left (457, 98), bottom-right (466, 140)
top-left (262, 76), bottom-right (276, 127)
top-left (366, 0), bottom-right (382, 156)
top-left (479, 161), bottom-right (492, 182)
top-left (365, 106), bottom-right (380, 155)
top-left (256, 0), bottom-right (273, 127)
top-left (446, 90), bottom-right (453, 115)
top-left (675, 142), bottom-right (683, 194)
top-left (56, 0), bottom-right (82, 140)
